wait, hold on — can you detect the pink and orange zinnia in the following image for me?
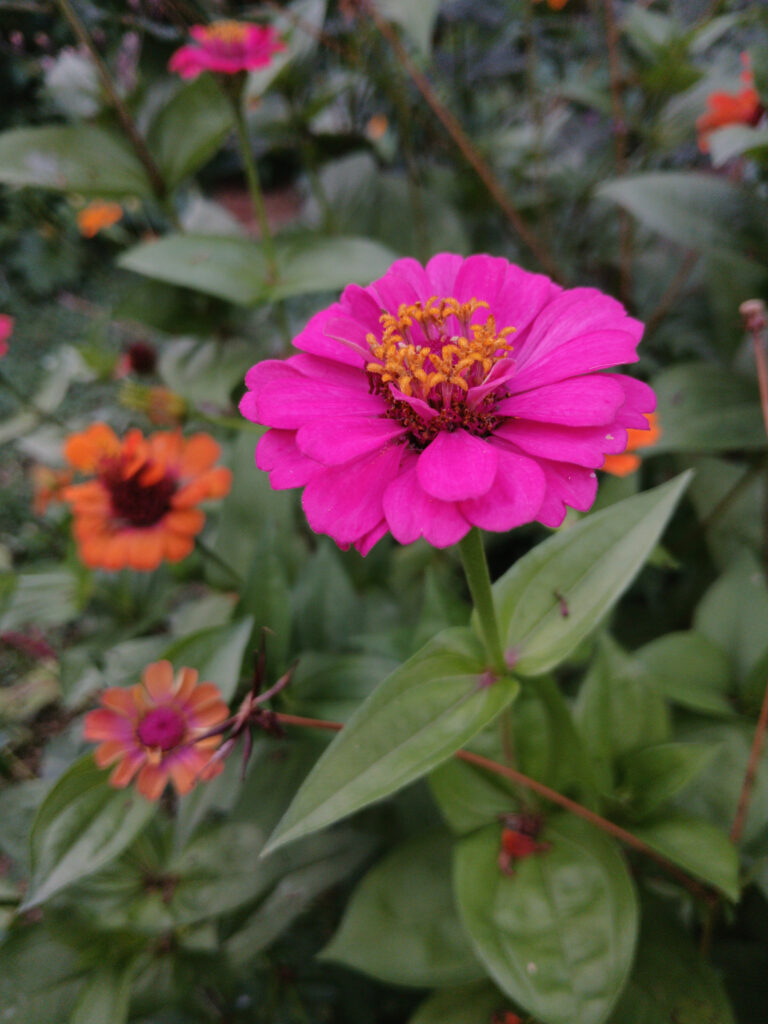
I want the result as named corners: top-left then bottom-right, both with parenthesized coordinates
top-left (169, 20), bottom-right (285, 80)
top-left (61, 424), bottom-right (231, 571)
top-left (240, 254), bottom-right (655, 553)
top-left (84, 660), bottom-right (229, 800)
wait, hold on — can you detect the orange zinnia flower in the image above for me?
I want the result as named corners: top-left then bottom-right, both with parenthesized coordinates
top-left (602, 412), bottom-right (661, 476)
top-left (61, 423), bottom-right (232, 570)
top-left (697, 55), bottom-right (764, 153)
top-left (76, 200), bottom-right (123, 237)
top-left (84, 660), bottom-right (230, 799)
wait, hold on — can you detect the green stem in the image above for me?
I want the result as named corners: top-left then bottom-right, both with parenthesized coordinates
top-left (458, 527), bottom-right (505, 673)
top-left (230, 94), bottom-right (278, 276)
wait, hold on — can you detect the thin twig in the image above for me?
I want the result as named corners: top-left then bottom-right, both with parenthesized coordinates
top-left (731, 680), bottom-right (768, 844)
top-left (357, 0), bottom-right (565, 281)
top-left (56, 0), bottom-right (168, 201)
top-left (272, 711), bottom-right (713, 899)
top-left (644, 251), bottom-right (699, 335)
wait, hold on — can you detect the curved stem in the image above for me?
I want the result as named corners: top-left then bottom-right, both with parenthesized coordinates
top-left (458, 528), bottom-right (505, 674)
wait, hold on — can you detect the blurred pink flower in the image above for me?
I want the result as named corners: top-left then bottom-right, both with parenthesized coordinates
top-left (168, 20), bottom-right (285, 79)
top-left (84, 660), bottom-right (229, 800)
top-left (0, 314), bottom-right (13, 357)
top-left (240, 255), bottom-right (654, 554)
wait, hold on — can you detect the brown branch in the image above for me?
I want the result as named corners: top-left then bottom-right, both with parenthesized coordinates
top-left (644, 251), bottom-right (699, 335)
top-left (731, 679), bottom-right (768, 844)
top-left (56, 0), bottom-right (168, 200)
top-left (356, 0), bottom-right (565, 282)
top-left (272, 711), bottom-right (713, 899)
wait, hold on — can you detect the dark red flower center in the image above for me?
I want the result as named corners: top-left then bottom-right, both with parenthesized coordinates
top-left (365, 297), bottom-right (514, 448)
top-left (102, 460), bottom-right (177, 528)
top-left (137, 706), bottom-right (186, 750)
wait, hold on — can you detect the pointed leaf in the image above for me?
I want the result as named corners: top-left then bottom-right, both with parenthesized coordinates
top-left (454, 815), bottom-right (638, 1024)
top-left (631, 813), bottom-right (739, 900)
top-left (490, 473), bottom-right (691, 676)
top-left (161, 617), bottom-right (254, 702)
top-left (264, 628), bottom-right (519, 852)
top-left (618, 742), bottom-right (716, 819)
top-left (147, 76), bottom-right (233, 188)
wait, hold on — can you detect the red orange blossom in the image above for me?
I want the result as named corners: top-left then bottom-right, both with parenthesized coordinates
top-left (61, 424), bottom-right (231, 571)
top-left (84, 660), bottom-right (229, 799)
top-left (697, 54), bottom-right (764, 154)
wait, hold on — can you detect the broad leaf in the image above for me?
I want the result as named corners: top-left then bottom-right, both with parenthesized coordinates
top-left (161, 617), bottom-right (254, 702)
top-left (23, 755), bottom-right (156, 910)
top-left (147, 76), bottom-right (233, 188)
top-left (118, 233), bottom-right (399, 305)
top-left (0, 929), bottom-right (83, 1023)
top-left (70, 965), bottom-right (133, 1024)
top-left (651, 363), bottom-right (764, 453)
top-left (631, 813), bottom-right (739, 899)
top-left (617, 742), bottom-right (715, 819)
top-left (707, 124), bottom-right (768, 167)
top-left (430, 758), bottom-right (514, 836)
top-left (455, 815), bottom-right (638, 1024)
top-left (375, 0), bottom-right (441, 55)
top-left (490, 473), bottom-right (691, 676)
top-left (634, 631), bottom-right (734, 716)
top-left (322, 831), bottom-right (483, 987)
top-left (409, 984), bottom-right (510, 1024)
top-left (0, 125), bottom-right (152, 198)
top-left (263, 628), bottom-right (519, 853)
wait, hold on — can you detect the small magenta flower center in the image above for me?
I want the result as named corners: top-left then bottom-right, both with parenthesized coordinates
top-left (101, 458), bottom-right (177, 528)
top-left (137, 707), bottom-right (186, 751)
top-left (365, 296), bottom-right (515, 447)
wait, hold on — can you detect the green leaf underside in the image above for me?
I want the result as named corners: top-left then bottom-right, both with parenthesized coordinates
top-left (118, 233), bottom-right (400, 304)
top-left (23, 755), bottom-right (156, 910)
top-left (490, 473), bottom-right (691, 676)
top-left (263, 628), bottom-right (520, 853)
top-left (454, 816), bottom-right (638, 1024)
top-left (0, 124), bottom-right (152, 198)
top-left (322, 831), bottom-right (483, 987)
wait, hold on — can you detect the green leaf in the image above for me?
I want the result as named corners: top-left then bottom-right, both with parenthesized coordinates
top-left (617, 742), bottom-right (716, 819)
top-left (409, 984), bottom-right (509, 1024)
top-left (70, 965), bottom-right (134, 1024)
top-left (118, 233), bottom-right (399, 305)
top-left (147, 76), bottom-right (233, 188)
top-left (651, 363), bottom-right (764, 453)
top-left (454, 815), bottom-right (638, 1024)
top-left (612, 903), bottom-right (736, 1023)
top-left (323, 831), bottom-right (483, 987)
top-left (292, 542), bottom-right (362, 652)
top-left (0, 125), bottom-right (152, 198)
top-left (596, 172), bottom-right (768, 258)
top-left (634, 631), bottom-right (734, 716)
top-left (0, 569), bottom-right (81, 630)
top-left (490, 473), bottom-right (691, 676)
top-left (631, 814), bottom-right (739, 900)
top-left (0, 928), bottom-right (83, 1023)
top-left (23, 755), bottom-right (156, 910)
top-left (430, 757), bottom-right (514, 836)
top-left (374, 0), bottom-right (440, 55)
top-left (287, 651), bottom-right (400, 722)
top-left (161, 616), bottom-right (254, 702)
top-left (157, 336), bottom-right (252, 409)
top-left (707, 124), bottom-right (768, 168)
top-left (263, 628), bottom-right (520, 853)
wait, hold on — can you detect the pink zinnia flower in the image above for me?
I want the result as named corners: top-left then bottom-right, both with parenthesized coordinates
top-left (168, 20), bottom-right (285, 80)
top-left (83, 660), bottom-right (230, 800)
top-left (239, 254), bottom-right (655, 554)
top-left (0, 314), bottom-right (13, 358)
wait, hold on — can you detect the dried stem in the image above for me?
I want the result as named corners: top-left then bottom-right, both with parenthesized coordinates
top-left (272, 711), bottom-right (713, 899)
top-left (357, 0), bottom-right (564, 281)
top-left (731, 679), bottom-right (768, 845)
top-left (644, 251), bottom-right (699, 336)
top-left (56, 0), bottom-right (168, 201)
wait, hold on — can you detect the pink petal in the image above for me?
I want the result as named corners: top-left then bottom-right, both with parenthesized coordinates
top-left (460, 446), bottom-right (546, 531)
top-left (512, 329), bottom-right (642, 393)
top-left (417, 430), bottom-right (499, 502)
top-left (302, 445), bottom-right (405, 545)
top-left (611, 374), bottom-right (657, 428)
top-left (496, 420), bottom-right (628, 468)
top-left (294, 306), bottom-right (369, 367)
top-left (383, 461), bottom-right (471, 547)
top-left (84, 709), bottom-right (134, 742)
top-left (496, 375), bottom-right (626, 426)
top-left (243, 360), bottom-right (382, 429)
top-left (425, 253), bottom-right (463, 296)
top-left (297, 416), bottom-right (406, 465)
top-left (453, 254), bottom-right (509, 306)
top-left (256, 429), bottom-right (322, 489)
top-left (492, 265), bottom-right (560, 337)
top-left (354, 519), bottom-right (389, 556)
top-left (369, 267), bottom-right (422, 314)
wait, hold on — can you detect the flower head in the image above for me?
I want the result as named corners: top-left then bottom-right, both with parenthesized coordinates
top-left (240, 254), bottom-right (654, 554)
top-left (602, 412), bottom-right (660, 476)
top-left (115, 340), bottom-right (158, 378)
top-left (76, 200), bottom-right (123, 237)
top-left (84, 660), bottom-right (229, 799)
top-left (168, 20), bottom-right (285, 80)
top-left (61, 424), bottom-right (232, 570)
top-left (697, 54), bottom-right (764, 153)
top-left (0, 314), bottom-right (13, 358)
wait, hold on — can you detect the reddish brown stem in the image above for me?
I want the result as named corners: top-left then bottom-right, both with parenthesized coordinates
top-left (731, 678), bottom-right (768, 844)
top-left (357, 0), bottom-right (564, 282)
top-left (644, 251), bottom-right (698, 336)
top-left (272, 712), bottom-right (712, 899)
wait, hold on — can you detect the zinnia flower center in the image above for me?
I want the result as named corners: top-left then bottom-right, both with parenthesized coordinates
top-left (137, 707), bottom-right (186, 751)
top-left (201, 20), bottom-right (249, 49)
top-left (366, 297), bottom-right (515, 447)
top-left (101, 458), bottom-right (177, 528)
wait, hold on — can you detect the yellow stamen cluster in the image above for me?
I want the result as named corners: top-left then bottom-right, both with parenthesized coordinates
top-left (203, 20), bottom-right (249, 44)
top-left (366, 297), bottom-right (515, 398)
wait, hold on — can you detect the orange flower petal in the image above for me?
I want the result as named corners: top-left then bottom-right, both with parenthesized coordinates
top-left (64, 423), bottom-right (121, 471)
top-left (136, 763), bottom-right (171, 800)
top-left (180, 434), bottom-right (222, 476)
top-left (142, 660), bottom-right (175, 701)
top-left (175, 667), bottom-right (200, 703)
top-left (109, 752), bottom-right (145, 788)
top-left (84, 708), bottom-right (130, 741)
top-left (94, 740), bottom-right (131, 768)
